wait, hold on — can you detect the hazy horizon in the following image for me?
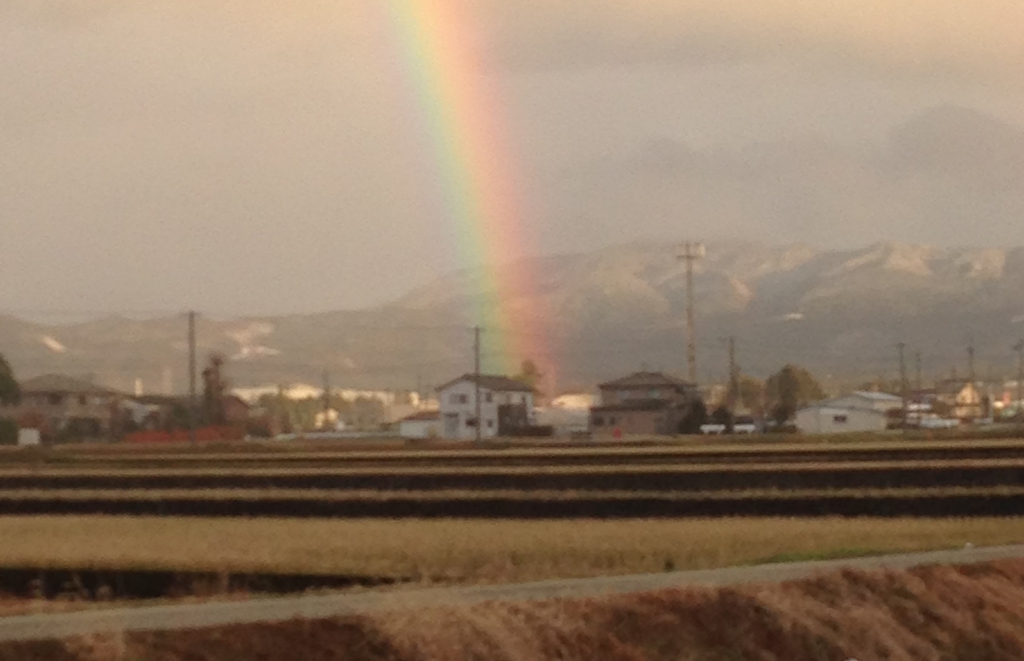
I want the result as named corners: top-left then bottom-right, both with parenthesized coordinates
top-left (4, 1), bottom-right (1024, 317)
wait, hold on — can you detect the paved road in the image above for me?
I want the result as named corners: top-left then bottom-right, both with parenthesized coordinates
top-left (2, 544), bottom-right (1024, 643)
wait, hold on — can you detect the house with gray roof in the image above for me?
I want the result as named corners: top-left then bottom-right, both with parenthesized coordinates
top-left (590, 371), bottom-right (701, 436)
top-left (5, 374), bottom-right (123, 441)
top-left (437, 374), bottom-right (535, 440)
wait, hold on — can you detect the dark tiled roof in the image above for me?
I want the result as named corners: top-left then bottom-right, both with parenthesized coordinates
top-left (437, 374), bottom-right (535, 393)
top-left (401, 410), bottom-right (441, 422)
top-left (598, 371), bottom-right (694, 390)
top-left (19, 374), bottom-right (118, 395)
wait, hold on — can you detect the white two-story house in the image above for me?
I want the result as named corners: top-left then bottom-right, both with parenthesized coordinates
top-left (437, 374), bottom-right (535, 440)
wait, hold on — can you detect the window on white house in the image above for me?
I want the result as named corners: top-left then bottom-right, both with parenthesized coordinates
top-left (593, 416), bottom-right (604, 426)
top-left (833, 414), bottom-right (848, 424)
top-left (487, 420), bottom-right (494, 428)
top-left (485, 393), bottom-right (493, 403)
top-left (459, 394), bottom-right (468, 404)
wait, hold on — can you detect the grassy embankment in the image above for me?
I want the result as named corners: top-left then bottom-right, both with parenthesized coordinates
top-left (0, 516), bottom-right (1023, 583)
top-left (11, 558), bottom-right (1024, 661)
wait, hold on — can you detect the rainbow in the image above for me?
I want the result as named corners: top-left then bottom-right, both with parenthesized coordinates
top-left (378, 1), bottom-right (552, 381)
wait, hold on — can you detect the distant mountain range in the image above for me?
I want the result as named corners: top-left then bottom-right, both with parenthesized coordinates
top-left (4, 240), bottom-right (1024, 395)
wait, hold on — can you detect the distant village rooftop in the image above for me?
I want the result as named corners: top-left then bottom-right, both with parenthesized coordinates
top-left (19, 374), bottom-right (118, 395)
top-left (400, 410), bottom-right (440, 422)
top-left (598, 371), bottom-right (694, 390)
top-left (437, 374), bottom-right (534, 393)
top-left (851, 391), bottom-right (903, 402)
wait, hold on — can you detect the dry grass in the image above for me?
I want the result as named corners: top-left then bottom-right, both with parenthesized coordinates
top-left (19, 558), bottom-right (1024, 661)
top-left (0, 516), bottom-right (1023, 584)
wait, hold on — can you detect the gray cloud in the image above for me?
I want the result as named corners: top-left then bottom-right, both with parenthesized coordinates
top-left (2, 1), bottom-right (1024, 317)
top-left (482, 1), bottom-right (1024, 83)
top-left (555, 106), bottom-right (1024, 250)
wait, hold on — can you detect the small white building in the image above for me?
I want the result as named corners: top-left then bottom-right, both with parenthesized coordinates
top-left (795, 404), bottom-right (888, 434)
top-left (534, 407), bottom-right (590, 436)
top-left (437, 374), bottom-right (535, 440)
top-left (398, 410), bottom-right (440, 439)
top-left (17, 428), bottom-right (41, 447)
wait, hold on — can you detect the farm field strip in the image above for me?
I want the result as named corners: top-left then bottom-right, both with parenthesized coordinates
top-left (3, 490), bottom-right (1024, 518)
top-left (21, 448), bottom-right (1024, 470)
top-left (2, 486), bottom-right (1024, 501)
top-left (21, 437), bottom-right (1024, 462)
top-left (0, 516), bottom-right (1022, 582)
top-left (4, 457), bottom-right (1024, 477)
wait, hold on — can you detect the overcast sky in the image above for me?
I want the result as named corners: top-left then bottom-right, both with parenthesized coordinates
top-left (3, 0), bottom-right (1024, 317)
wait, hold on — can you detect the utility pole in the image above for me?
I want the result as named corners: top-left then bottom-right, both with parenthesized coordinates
top-left (677, 242), bottom-right (706, 384)
top-left (473, 326), bottom-right (482, 444)
top-left (187, 311), bottom-right (197, 445)
top-left (726, 336), bottom-right (739, 412)
top-left (967, 337), bottom-right (976, 384)
top-left (897, 342), bottom-right (908, 428)
top-left (915, 351), bottom-right (922, 392)
top-left (322, 370), bottom-right (331, 430)
top-left (1015, 341), bottom-right (1024, 423)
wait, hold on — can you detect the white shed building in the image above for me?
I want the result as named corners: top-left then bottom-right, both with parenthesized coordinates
top-left (795, 404), bottom-right (888, 434)
top-left (397, 411), bottom-right (440, 440)
top-left (437, 374), bottom-right (535, 440)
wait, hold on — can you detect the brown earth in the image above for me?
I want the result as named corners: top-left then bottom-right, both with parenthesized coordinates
top-left (10, 558), bottom-right (1024, 660)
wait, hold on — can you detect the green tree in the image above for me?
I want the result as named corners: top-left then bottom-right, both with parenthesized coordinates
top-left (201, 354), bottom-right (228, 425)
top-left (678, 400), bottom-right (708, 434)
top-left (737, 375), bottom-right (765, 414)
top-left (0, 353), bottom-right (19, 407)
top-left (765, 364), bottom-right (825, 424)
top-left (710, 405), bottom-right (734, 432)
top-left (0, 419), bottom-right (16, 445)
top-left (0, 353), bottom-right (19, 445)
top-left (514, 359), bottom-right (544, 394)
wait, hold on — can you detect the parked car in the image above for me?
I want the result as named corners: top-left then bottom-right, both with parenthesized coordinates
top-left (733, 416), bottom-right (758, 434)
top-left (700, 416), bottom-right (759, 435)
top-left (919, 417), bottom-right (959, 429)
